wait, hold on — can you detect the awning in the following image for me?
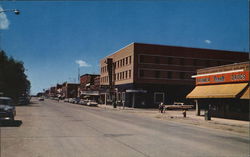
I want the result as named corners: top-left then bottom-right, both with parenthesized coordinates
top-left (186, 83), bottom-right (248, 99)
top-left (240, 86), bottom-right (249, 99)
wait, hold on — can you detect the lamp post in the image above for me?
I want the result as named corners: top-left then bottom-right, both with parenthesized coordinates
top-left (0, 9), bottom-right (20, 15)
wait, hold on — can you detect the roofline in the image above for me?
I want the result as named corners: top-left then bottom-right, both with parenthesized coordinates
top-left (197, 61), bottom-right (250, 72)
top-left (100, 42), bottom-right (248, 62)
top-left (100, 42), bottom-right (135, 61)
top-left (133, 42), bottom-right (248, 54)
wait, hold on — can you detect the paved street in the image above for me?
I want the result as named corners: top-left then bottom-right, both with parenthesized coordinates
top-left (0, 99), bottom-right (249, 157)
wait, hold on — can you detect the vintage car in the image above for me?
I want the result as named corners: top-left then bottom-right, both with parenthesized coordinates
top-left (0, 97), bottom-right (16, 120)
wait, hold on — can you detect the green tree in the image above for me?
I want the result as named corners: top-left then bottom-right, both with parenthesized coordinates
top-left (0, 50), bottom-right (31, 103)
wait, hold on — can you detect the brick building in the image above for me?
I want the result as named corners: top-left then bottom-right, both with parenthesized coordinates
top-left (100, 42), bottom-right (248, 108)
top-left (187, 61), bottom-right (249, 120)
top-left (61, 82), bottom-right (79, 98)
top-left (79, 74), bottom-right (100, 100)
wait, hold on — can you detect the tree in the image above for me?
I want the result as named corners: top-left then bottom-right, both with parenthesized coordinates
top-left (0, 50), bottom-right (31, 103)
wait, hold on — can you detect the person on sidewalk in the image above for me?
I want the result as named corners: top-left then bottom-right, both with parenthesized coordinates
top-left (159, 102), bottom-right (165, 113)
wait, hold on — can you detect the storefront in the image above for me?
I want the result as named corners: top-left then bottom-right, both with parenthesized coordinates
top-left (187, 62), bottom-right (249, 120)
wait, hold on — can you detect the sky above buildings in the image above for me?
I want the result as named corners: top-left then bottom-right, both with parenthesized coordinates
top-left (0, 0), bottom-right (249, 94)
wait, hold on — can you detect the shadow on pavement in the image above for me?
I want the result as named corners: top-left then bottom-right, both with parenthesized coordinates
top-left (0, 120), bottom-right (23, 127)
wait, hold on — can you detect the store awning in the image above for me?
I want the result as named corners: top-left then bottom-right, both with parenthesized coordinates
top-left (186, 83), bottom-right (248, 99)
top-left (240, 86), bottom-right (249, 99)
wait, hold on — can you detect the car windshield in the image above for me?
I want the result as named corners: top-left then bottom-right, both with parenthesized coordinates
top-left (0, 99), bottom-right (13, 106)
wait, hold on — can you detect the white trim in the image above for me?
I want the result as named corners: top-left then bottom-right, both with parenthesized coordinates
top-left (191, 69), bottom-right (244, 78)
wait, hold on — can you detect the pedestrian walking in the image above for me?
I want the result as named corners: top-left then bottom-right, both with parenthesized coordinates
top-left (159, 102), bottom-right (165, 113)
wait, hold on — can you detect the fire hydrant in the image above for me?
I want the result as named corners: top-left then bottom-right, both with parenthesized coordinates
top-left (182, 110), bottom-right (187, 118)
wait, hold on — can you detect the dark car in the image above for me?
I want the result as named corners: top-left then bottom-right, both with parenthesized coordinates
top-left (0, 97), bottom-right (16, 120)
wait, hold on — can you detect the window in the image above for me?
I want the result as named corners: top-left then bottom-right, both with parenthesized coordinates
top-left (120, 72), bottom-right (122, 80)
top-left (155, 57), bottom-right (160, 64)
top-left (125, 71), bottom-right (128, 79)
top-left (180, 58), bottom-right (184, 65)
top-left (155, 71), bottom-right (160, 78)
top-left (193, 59), bottom-right (197, 66)
top-left (180, 72), bottom-right (185, 79)
top-left (140, 55), bottom-right (145, 63)
top-left (126, 57), bottom-right (128, 65)
top-left (140, 70), bottom-right (144, 77)
top-left (117, 73), bottom-right (119, 80)
top-left (168, 71), bottom-right (172, 78)
top-left (129, 70), bottom-right (131, 78)
top-left (154, 92), bottom-right (165, 104)
top-left (129, 56), bottom-right (132, 64)
top-left (168, 58), bottom-right (172, 64)
top-left (123, 58), bottom-right (125, 66)
top-left (206, 60), bottom-right (210, 67)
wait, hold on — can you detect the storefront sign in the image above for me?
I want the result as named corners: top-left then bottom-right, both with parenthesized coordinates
top-left (196, 71), bottom-right (249, 85)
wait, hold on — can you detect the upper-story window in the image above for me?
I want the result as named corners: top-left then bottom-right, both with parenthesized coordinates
top-left (140, 55), bottom-right (145, 63)
top-left (122, 58), bottom-right (125, 66)
top-left (155, 57), bottom-right (160, 64)
top-left (129, 70), bottom-right (131, 78)
top-left (126, 57), bottom-right (128, 65)
top-left (168, 58), bottom-right (173, 64)
top-left (129, 56), bottom-right (132, 64)
top-left (125, 71), bottom-right (128, 79)
top-left (155, 71), bottom-right (160, 78)
top-left (167, 71), bottom-right (172, 78)
top-left (180, 58), bottom-right (184, 65)
top-left (140, 70), bottom-right (144, 77)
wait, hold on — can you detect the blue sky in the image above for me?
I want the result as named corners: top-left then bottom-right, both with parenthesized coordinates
top-left (0, 0), bottom-right (249, 94)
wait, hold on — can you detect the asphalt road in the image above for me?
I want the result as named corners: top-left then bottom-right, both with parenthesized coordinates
top-left (0, 99), bottom-right (249, 157)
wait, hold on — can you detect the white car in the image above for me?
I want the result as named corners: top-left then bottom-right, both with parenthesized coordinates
top-left (86, 100), bottom-right (98, 107)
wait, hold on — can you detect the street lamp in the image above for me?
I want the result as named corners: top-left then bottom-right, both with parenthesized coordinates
top-left (0, 9), bottom-right (20, 15)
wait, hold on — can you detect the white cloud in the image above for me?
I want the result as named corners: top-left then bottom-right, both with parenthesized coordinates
top-left (75, 60), bottom-right (91, 67)
top-left (0, 6), bottom-right (10, 30)
top-left (204, 40), bottom-right (212, 44)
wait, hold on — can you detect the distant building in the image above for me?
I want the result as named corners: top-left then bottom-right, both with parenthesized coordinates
top-left (61, 82), bottom-right (79, 98)
top-left (100, 42), bottom-right (248, 108)
top-left (49, 86), bottom-right (56, 97)
top-left (187, 61), bottom-right (249, 120)
top-left (79, 74), bottom-right (100, 101)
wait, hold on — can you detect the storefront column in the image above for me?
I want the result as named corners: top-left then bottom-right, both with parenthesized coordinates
top-left (195, 100), bottom-right (200, 116)
top-left (104, 93), bottom-right (107, 105)
top-left (132, 93), bottom-right (135, 108)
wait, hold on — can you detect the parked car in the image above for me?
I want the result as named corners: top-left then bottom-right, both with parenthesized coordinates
top-left (79, 99), bottom-right (88, 105)
top-left (64, 98), bottom-right (69, 102)
top-left (86, 100), bottom-right (98, 107)
top-left (38, 97), bottom-right (44, 101)
top-left (0, 97), bottom-right (16, 120)
top-left (68, 98), bottom-right (74, 103)
top-left (72, 98), bottom-right (81, 104)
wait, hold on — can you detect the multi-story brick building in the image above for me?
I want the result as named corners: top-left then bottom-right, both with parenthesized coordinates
top-left (61, 82), bottom-right (79, 98)
top-left (187, 61), bottom-right (249, 120)
top-left (100, 42), bottom-right (248, 108)
top-left (79, 74), bottom-right (100, 100)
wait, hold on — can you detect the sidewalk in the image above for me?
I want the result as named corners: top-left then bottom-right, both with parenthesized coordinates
top-left (98, 104), bottom-right (249, 137)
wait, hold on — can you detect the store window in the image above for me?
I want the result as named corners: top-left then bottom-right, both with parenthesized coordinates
top-left (154, 92), bottom-right (165, 104)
